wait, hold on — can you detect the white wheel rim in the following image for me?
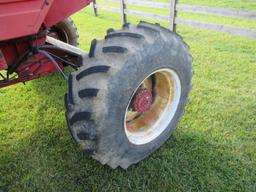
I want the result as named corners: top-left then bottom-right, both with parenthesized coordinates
top-left (124, 69), bottom-right (181, 145)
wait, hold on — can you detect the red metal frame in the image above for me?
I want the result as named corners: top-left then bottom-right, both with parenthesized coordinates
top-left (0, 0), bottom-right (92, 88)
top-left (0, 0), bottom-right (91, 41)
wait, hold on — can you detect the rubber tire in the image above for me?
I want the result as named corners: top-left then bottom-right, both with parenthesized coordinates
top-left (50, 17), bottom-right (79, 46)
top-left (65, 21), bottom-right (193, 169)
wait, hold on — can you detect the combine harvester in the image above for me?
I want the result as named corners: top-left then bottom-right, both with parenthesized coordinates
top-left (0, 0), bottom-right (192, 169)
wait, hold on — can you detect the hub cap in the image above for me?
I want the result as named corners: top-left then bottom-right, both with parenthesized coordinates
top-left (124, 69), bottom-right (181, 145)
top-left (133, 89), bottom-right (153, 113)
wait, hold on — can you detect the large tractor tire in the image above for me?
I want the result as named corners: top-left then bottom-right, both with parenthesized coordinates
top-left (48, 17), bottom-right (79, 46)
top-left (65, 21), bottom-right (193, 169)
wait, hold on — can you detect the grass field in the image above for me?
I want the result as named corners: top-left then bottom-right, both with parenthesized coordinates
top-left (0, 1), bottom-right (256, 191)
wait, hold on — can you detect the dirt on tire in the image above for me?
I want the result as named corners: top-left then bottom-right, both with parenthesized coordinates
top-left (65, 21), bottom-right (193, 169)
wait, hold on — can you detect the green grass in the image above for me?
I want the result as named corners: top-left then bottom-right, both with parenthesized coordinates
top-left (0, 1), bottom-right (256, 191)
top-left (160, 0), bottom-right (256, 10)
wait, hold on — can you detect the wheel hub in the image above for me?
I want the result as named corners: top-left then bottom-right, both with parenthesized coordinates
top-left (48, 31), bottom-right (59, 40)
top-left (133, 89), bottom-right (153, 113)
top-left (48, 27), bottom-right (69, 44)
top-left (124, 69), bottom-right (181, 145)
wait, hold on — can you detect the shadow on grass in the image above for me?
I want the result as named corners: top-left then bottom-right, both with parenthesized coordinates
top-left (1, 124), bottom-right (250, 191)
top-left (1, 58), bottom-right (255, 191)
top-left (1, 74), bottom-right (254, 191)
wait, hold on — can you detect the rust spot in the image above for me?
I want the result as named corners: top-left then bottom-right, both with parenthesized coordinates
top-left (126, 72), bottom-right (175, 133)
